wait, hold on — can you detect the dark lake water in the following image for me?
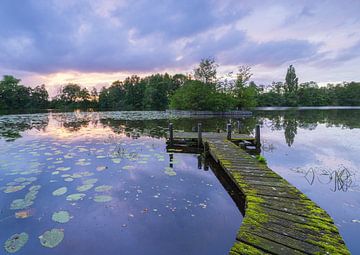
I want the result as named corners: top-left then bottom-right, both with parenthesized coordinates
top-left (0, 109), bottom-right (359, 254)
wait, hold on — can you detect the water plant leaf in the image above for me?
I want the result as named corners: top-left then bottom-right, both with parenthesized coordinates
top-left (39, 229), bottom-right (64, 248)
top-left (164, 167), bottom-right (176, 176)
top-left (10, 199), bottom-right (33, 210)
top-left (15, 210), bottom-right (32, 219)
top-left (4, 185), bottom-right (26, 193)
top-left (96, 166), bottom-right (107, 171)
top-left (66, 193), bottom-right (86, 201)
top-left (52, 211), bottom-right (71, 223)
top-left (52, 187), bottom-right (67, 196)
top-left (93, 195), bottom-right (112, 202)
top-left (94, 185), bottom-right (112, 192)
top-left (76, 184), bottom-right (94, 192)
top-left (4, 232), bottom-right (28, 253)
top-left (83, 178), bottom-right (98, 185)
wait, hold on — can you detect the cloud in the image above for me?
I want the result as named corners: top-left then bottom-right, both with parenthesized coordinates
top-left (0, 0), bottom-right (359, 86)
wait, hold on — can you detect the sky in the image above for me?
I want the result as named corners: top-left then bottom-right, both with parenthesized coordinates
top-left (0, 0), bottom-right (360, 96)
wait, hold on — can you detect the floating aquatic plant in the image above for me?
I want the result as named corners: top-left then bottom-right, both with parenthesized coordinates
top-left (164, 167), bottom-right (176, 176)
top-left (39, 229), bottom-right (64, 248)
top-left (10, 199), bottom-right (33, 210)
top-left (15, 210), bottom-right (32, 219)
top-left (52, 211), bottom-right (71, 223)
top-left (94, 185), bottom-right (112, 192)
top-left (83, 178), bottom-right (98, 185)
top-left (66, 193), bottom-right (86, 201)
top-left (76, 184), bottom-right (94, 192)
top-left (93, 195), bottom-right (112, 202)
top-left (4, 185), bottom-right (26, 193)
top-left (96, 166), bottom-right (107, 171)
top-left (52, 187), bottom-right (67, 196)
top-left (4, 232), bottom-right (28, 253)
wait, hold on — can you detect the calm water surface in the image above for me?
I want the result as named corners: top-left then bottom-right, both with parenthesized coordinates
top-left (0, 112), bottom-right (241, 255)
top-left (0, 109), bottom-right (360, 254)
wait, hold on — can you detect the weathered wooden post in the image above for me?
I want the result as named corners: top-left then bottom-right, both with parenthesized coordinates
top-left (227, 123), bottom-right (232, 140)
top-left (255, 124), bottom-right (261, 148)
top-left (169, 123), bottom-right (173, 146)
top-left (197, 123), bottom-right (202, 148)
top-left (237, 120), bottom-right (241, 134)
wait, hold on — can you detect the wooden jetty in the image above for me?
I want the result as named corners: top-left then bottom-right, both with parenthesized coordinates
top-left (166, 124), bottom-right (350, 255)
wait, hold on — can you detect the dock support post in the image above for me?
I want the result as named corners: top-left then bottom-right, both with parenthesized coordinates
top-left (198, 123), bottom-right (202, 148)
top-left (227, 123), bottom-right (232, 140)
top-left (169, 123), bottom-right (173, 146)
top-left (237, 120), bottom-right (241, 134)
top-left (255, 124), bottom-right (261, 148)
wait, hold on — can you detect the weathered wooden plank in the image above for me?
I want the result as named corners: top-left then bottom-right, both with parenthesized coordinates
top-left (230, 241), bottom-right (271, 255)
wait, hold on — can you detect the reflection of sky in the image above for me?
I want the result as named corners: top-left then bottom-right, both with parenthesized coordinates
top-left (261, 123), bottom-right (360, 254)
top-left (0, 118), bottom-right (242, 255)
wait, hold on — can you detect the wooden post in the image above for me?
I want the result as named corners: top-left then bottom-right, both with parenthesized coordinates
top-left (237, 120), bottom-right (241, 134)
top-left (198, 123), bottom-right (202, 148)
top-left (169, 123), bottom-right (173, 146)
top-left (227, 123), bottom-right (232, 140)
top-left (255, 124), bottom-right (261, 148)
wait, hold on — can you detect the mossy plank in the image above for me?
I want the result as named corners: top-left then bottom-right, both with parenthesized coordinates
top-left (230, 241), bottom-right (271, 255)
top-left (237, 230), bottom-right (307, 255)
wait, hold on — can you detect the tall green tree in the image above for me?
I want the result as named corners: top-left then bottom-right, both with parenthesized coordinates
top-left (194, 58), bottom-right (218, 85)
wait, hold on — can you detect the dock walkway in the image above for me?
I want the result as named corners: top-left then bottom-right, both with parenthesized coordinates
top-left (167, 131), bottom-right (349, 255)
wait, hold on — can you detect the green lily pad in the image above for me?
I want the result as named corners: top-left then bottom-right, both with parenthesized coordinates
top-left (83, 178), bottom-right (98, 185)
top-left (4, 232), bottom-right (28, 253)
top-left (76, 184), bottom-right (94, 192)
top-left (111, 158), bottom-right (121, 164)
top-left (29, 185), bottom-right (41, 192)
top-left (64, 178), bottom-right (74, 182)
top-left (39, 229), bottom-right (64, 248)
top-left (66, 193), bottom-right (86, 201)
top-left (10, 199), bottom-right (33, 210)
top-left (93, 195), bottom-right (112, 202)
top-left (56, 167), bottom-right (71, 171)
top-left (96, 166), bottom-right (107, 171)
top-left (94, 185), bottom-right (112, 192)
top-left (164, 167), bottom-right (176, 176)
top-left (52, 211), bottom-right (71, 223)
top-left (14, 177), bottom-right (27, 183)
top-left (52, 187), bottom-right (67, 196)
top-left (4, 185), bottom-right (26, 193)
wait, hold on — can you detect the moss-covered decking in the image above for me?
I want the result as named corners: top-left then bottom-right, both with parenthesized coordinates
top-left (168, 133), bottom-right (350, 254)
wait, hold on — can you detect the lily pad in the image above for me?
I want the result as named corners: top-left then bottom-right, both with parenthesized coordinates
top-left (66, 193), bottom-right (86, 201)
top-left (96, 166), bottom-right (107, 171)
top-left (39, 229), bottom-right (64, 248)
top-left (52, 211), bottom-right (71, 223)
top-left (111, 158), bottom-right (121, 164)
top-left (10, 199), bottom-right (33, 210)
top-left (64, 178), bottom-right (74, 182)
top-left (4, 185), bottom-right (26, 193)
top-left (94, 185), bottom-right (112, 192)
top-left (76, 184), bottom-right (94, 192)
top-left (4, 232), bottom-right (28, 253)
top-left (56, 167), bottom-right (71, 171)
top-left (52, 187), bottom-right (67, 196)
top-left (93, 195), bottom-right (112, 202)
top-left (164, 167), bottom-right (176, 176)
top-left (83, 178), bottom-right (98, 185)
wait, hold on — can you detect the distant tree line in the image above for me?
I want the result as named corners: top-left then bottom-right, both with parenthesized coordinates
top-left (1, 59), bottom-right (360, 112)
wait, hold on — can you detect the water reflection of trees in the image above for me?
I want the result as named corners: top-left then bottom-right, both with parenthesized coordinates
top-left (0, 114), bottom-right (49, 141)
top-left (291, 165), bottom-right (357, 192)
top-left (256, 109), bottom-right (360, 147)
